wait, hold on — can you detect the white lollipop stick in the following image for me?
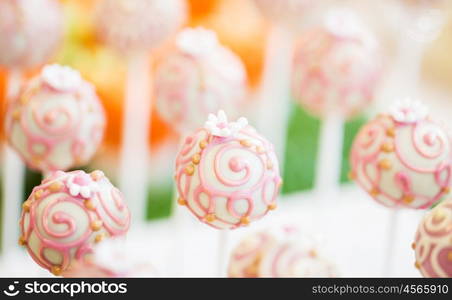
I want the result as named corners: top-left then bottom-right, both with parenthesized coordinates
top-left (217, 230), bottom-right (229, 277)
top-left (1, 69), bottom-right (25, 254)
top-left (256, 25), bottom-right (296, 162)
top-left (118, 52), bottom-right (152, 223)
top-left (383, 209), bottom-right (399, 276)
top-left (315, 112), bottom-right (345, 200)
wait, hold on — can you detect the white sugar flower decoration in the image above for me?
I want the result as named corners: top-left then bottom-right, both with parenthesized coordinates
top-left (390, 99), bottom-right (428, 123)
top-left (176, 27), bottom-right (219, 57)
top-left (205, 110), bottom-right (248, 138)
top-left (67, 172), bottom-right (98, 199)
top-left (41, 64), bottom-right (82, 92)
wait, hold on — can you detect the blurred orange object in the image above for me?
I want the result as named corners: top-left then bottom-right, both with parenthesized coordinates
top-left (189, 0), bottom-right (268, 88)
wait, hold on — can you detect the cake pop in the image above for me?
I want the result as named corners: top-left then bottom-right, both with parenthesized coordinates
top-left (228, 227), bottom-right (336, 278)
top-left (64, 238), bottom-right (157, 278)
top-left (292, 11), bottom-right (382, 119)
top-left (175, 110), bottom-right (282, 230)
top-left (4, 64), bottom-right (106, 172)
top-left (0, 0), bottom-right (63, 69)
top-left (94, 0), bottom-right (186, 54)
top-left (413, 199), bottom-right (452, 278)
top-left (155, 27), bottom-right (247, 133)
top-left (228, 231), bottom-right (276, 277)
top-left (258, 242), bottom-right (337, 277)
top-left (350, 100), bottom-right (452, 209)
top-left (19, 170), bottom-right (131, 276)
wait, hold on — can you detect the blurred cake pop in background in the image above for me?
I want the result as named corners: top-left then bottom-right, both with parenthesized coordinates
top-left (155, 27), bottom-right (247, 133)
top-left (19, 170), bottom-right (131, 276)
top-left (4, 64), bottom-right (106, 172)
top-left (228, 226), bottom-right (337, 278)
top-left (175, 111), bottom-right (282, 230)
top-left (94, 0), bottom-right (186, 54)
top-left (64, 238), bottom-right (158, 277)
top-left (0, 0), bottom-right (63, 69)
top-left (413, 198), bottom-right (452, 278)
top-left (292, 10), bottom-right (382, 119)
top-left (350, 100), bottom-right (452, 209)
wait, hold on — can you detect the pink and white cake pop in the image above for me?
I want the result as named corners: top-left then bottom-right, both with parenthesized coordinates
top-left (350, 100), bottom-right (452, 209)
top-left (228, 227), bottom-right (336, 278)
top-left (258, 242), bottom-right (337, 278)
top-left (292, 11), bottom-right (382, 119)
top-left (4, 64), bottom-right (106, 172)
top-left (0, 0), bottom-right (63, 69)
top-left (175, 110), bottom-right (282, 230)
top-left (64, 239), bottom-right (157, 278)
top-left (228, 231), bottom-right (277, 277)
top-left (94, 0), bottom-right (186, 54)
top-left (19, 170), bottom-right (131, 276)
top-left (413, 199), bottom-right (452, 278)
top-left (156, 27), bottom-right (247, 133)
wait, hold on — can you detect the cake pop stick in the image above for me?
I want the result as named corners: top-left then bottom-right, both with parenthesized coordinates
top-left (2, 70), bottom-right (25, 255)
top-left (0, 0), bottom-right (63, 254)
top-left (94, 0), bottom-right (186, 222)
top-left (155, 27), bottom-right (247, 275)
top-left (252, 0), bottom-right (323, 162)
top-left (292, 10), bottom-right (382, 201)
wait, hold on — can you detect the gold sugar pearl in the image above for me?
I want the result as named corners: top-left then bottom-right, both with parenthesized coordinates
top-left (240, 216), bottom-right (250, 226)
top-left (95, 233), bottom-right (105, 243)
top-left (192, 154), bottom-right (201, 165)
top-left (22, 200), bottom-right (31, 212)
top-left (442, 187), bottom-right (450, 194)
top-left (266, 160), bottom-right (273, 170)
top-left (91, 220), bottom-right (103, 231)
top-left (309, 250), bottom-right (317, 258)
top-left (403, 195), bottom-right (414, 204)
top-left (34, 189), bottom-right (44, 200)
top-left (378, 159), bottom-right (392, 170)
top-left (49, 182), bottom-right (63, 192)
top-left (199, 140), bottom-right (208, 149)
top-left (90, 170), bottom-right (104, 181)
top-left (268, 203), bottom-right (277, 210)
top-left (205, 214), bottom-right (216, 222)
top-left (12, 109), bottom-right (21, 120)
top-left (381, 142), bottom-right (394, 153)
top-left (411, 242), bottom-right (416, 250)
top-left (414, 261), bottom-right (421, 269)
top-left (448, 251), bottom-right (452, 262)
top-left (370, 187), bottom-right (379, 197)
top-left (185, 164), bottom-right (195, 176)
top-left (51, 266), bottom-right (62, 276)
top-left (386, 128), bottom-right (396, 138)
top-left (84, 199), bottom-right (96, 211)
top-left (256, 146), bottom-right (266, 154)
top-left (433, 208), bottom-right (446, 222)
top-left (178, 198), bottom-right (186, 206)
top-left (240, 140), bottom-right (251, 147)
top-left (18, 236), bottom-right (27, 246)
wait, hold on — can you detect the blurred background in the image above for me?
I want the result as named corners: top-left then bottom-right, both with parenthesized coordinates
top-left (1, 0), bottom-right (452, 277)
